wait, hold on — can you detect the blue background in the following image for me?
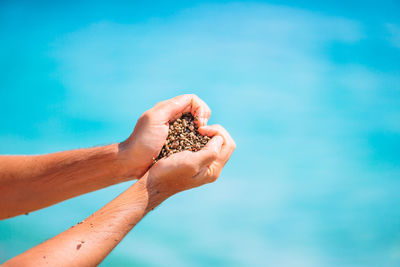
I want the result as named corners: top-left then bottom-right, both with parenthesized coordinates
top-left (1, 1), bottom-right (400, 266)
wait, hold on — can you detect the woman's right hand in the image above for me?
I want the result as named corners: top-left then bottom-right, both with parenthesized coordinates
top-left (145, 125), bottom-right (236, 198)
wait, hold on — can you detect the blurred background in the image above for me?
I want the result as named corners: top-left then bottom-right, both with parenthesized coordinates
top-left (1, 0), bottom-right (400, 266)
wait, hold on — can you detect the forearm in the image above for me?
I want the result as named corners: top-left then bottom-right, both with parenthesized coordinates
top-left (3, 172), bottom-right (168, 267)
top-left (0, 144), bottom-right (135, 219)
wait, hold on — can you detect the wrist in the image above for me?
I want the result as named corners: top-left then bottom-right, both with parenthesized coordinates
top-left (117, 141), bottom-right (147, 179)
top-left (135, 171), bottom-right (172, 212)
top-left (93, 143), bottom-right (132, 182)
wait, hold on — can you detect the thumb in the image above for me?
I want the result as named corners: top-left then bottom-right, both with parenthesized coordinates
top-left (193, 135), bottom-right (223, 166)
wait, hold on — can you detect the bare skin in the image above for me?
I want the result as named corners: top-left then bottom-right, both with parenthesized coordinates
top-left (1, 94), bottom-right (236, 266)
top-left (3, 125), bottom-right (235, 267)
top-left (0, 94), bottom-right (211, 219)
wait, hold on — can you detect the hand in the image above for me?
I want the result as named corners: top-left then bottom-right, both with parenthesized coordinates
top-left (145, 125), bottom-right (236, 197)
top-left (118, 94), bottom-right (212, 178)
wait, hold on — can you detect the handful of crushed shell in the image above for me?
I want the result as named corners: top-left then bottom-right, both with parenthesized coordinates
top-left (154, 113), bottom-right (210, 162)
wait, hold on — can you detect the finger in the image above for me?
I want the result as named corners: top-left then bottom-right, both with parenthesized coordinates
top-left (151, 94), bottom-right (192, 122)
top-left (198, 125), bottom-right (236, 165)
top-left (192, 135), bottom-right (223, 166)
top-left (152, 94), bottom-right (211, 126)
top-left (189, 95), bottom-right (211, 127)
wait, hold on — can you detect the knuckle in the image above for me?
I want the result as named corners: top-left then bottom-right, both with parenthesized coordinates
top-left (213, 124), bottom-right (222, 128)
top-left (152, 101), bottom-right (164, 109)
top-left (153, 99), bottom-right (169, 110)
top-left (139, 110), bottom-right (152, 122)
top-left (213, 124), bottom-right (224, 131)
top-left (211, 125), bottom-right (225, 137)
top-left (171, 99), bottom-right (179, 107)
top-left (182, 93), bottom-right (196, 101)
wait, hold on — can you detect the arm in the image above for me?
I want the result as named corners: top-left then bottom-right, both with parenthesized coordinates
top-left (0, 94), bottom-right (211, 219)
top-left (3, 171), bottom-right (166, 267)
top-left (0, 145), bottom-right (127, 219)
top-left (3, 125), bottom-right (235, 267)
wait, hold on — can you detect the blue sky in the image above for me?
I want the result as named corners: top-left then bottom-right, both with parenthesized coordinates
top-left (1, 1), bottom-right (400, 266)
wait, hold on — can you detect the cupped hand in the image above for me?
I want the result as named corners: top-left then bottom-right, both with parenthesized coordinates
top-left (119, 94), bottom-right (211, 178)
top-left (146, 125), bottom-right (236, 197)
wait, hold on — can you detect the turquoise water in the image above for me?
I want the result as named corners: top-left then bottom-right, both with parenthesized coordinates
top-left (1, 1), bottom-right (400, 266)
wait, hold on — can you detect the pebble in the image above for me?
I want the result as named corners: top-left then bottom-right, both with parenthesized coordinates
top-left (154, 113), bottom-right (210, 162)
